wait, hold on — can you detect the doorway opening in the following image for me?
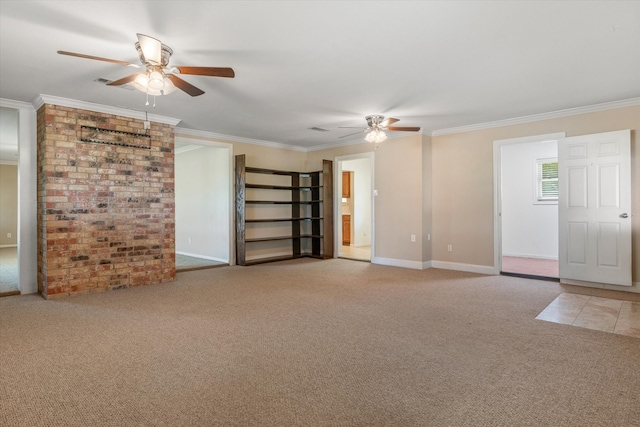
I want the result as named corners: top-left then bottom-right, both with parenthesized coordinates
top-left (494, 133), bottom-right (564, 281)
top-left (0, 107), bottom-right (20, 296)
top-left (174, 137), bottom-right (233, 271)
top-left (336, 153), bottom-right (374, 262)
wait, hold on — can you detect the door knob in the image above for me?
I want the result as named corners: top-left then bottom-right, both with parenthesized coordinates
top-left (619, 213), bottom-right (629, 218)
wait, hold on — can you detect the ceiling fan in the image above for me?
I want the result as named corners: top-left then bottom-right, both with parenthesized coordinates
top-left (339, 115), bottom-right (420, 143)
top-left (58, 33), bottom-right (234, 98)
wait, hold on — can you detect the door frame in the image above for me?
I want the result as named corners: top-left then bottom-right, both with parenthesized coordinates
top-left (174, 135), bottom-right (234, 265)
top-left (0, 99), bottom-right (38, 295)
top-left (334, 152), bottom-right (375, 259)
top-left (492, 132), bottom-right (566, 275)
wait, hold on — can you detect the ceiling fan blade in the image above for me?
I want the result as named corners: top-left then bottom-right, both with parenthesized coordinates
top-left (137, 33), bottom-right (162, 64)
top-left (167, 74), bottom-right (205, 96)
top-left (175, 66), bottom-right (235, 78)
top-left (106, 73), bottom-right (140, 86)
top-left (387, 126), bottom-right (421, 132)
top-left (339, 130), bottom-right (366, 139)
top-left (57, 51), bottom-right (140, 68)
top-left (380, 117), bottom-right (400, 127)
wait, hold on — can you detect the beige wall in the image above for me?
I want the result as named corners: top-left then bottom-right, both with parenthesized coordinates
top-left (308, 134), bottom-right (429, 265)
top-left (432, 105), bottom-right (640, 281)
top-left (177, 105), bottom-right (639, 284)
top-left (0, 164), bottom-right (18, 246)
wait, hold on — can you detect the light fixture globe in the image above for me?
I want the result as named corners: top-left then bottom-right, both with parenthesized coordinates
top-left (131, 68), bottom-right (178, 96)
top-left (148, 70), bottom-right (164, 90)
top-left (365, 128), bottom-right (387, 143)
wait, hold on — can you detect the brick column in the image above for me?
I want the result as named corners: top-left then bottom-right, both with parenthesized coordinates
top-left (37, 104), bottom-right (175, 298)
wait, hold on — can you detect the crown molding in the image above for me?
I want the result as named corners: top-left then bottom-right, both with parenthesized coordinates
top-left (306, 130), bottom-right (428, 152)
top-left (0, 98), bottom-right (34, 110)
top-left (175, 144), bottom-right (204, 155)
top-left (32, 95), bottom-right (182, 126)
top-left (431, 97), bottom-right (640, 136)
top-left (175, 127), bottom-right (308, 152)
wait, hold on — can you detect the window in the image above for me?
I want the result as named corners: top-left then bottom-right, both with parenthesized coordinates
top-left (535, 157), bottom-right (558, 203)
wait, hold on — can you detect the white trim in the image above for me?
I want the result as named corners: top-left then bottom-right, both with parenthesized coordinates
top-left (502, 253), bottom-right (558, 261)
top-left (177, 127), bottom-right (426, 153)
top-left (175, 144), bottom-right (204, 155)
top-left (431, 260), bottom-right (495, 275)
top-left (174, 135), bottom-right (235, 266)
top-left (0, 99), bottom-right (38, 294)
top-left (176, 127), bottom-right (307, 152)
top-left (307, 130), bottom-right (426, 152)
top-left (176, 251), bottom-right (227, 264)
top-left (0, 244), bottom-right (18, 249)
top-left (561, 279), bottom-right (640, 294)
top-left (493, 132), bottom-right (565, 275)
top-left (335, 152), bottom-right (375, 261)
top-left (432, 97), bottom-right (640, 136)
top-left (372, 257), bottom-right (424, 270)
top-left (32, 94), bottom-right (181, 126)
top-left (0, 161), bottom-right (18, 166)
top-left (0, 99), bottom-right (34, 110)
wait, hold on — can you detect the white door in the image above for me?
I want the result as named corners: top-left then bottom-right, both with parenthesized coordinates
top-left (558, 130), bottom-right (632, 286)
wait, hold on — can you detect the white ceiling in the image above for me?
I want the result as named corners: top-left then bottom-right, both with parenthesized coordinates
top-left (1, 1), bottom-right (639, 151)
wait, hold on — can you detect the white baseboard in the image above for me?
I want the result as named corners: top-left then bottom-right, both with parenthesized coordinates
top-left (0, 244), bottom-right (17, 249)
top-left (430, 260), bottom-right (495, 275)
top-left (176, 251), bottom-right (227, 263)
top-left (502, 253), bottom-right (558, 261)
top-left (370, 258), bottom-right (494, 274)
top-left (371, 257), bottom-right (425, 270)
top-left (560, 278), bottom-right (640, 294)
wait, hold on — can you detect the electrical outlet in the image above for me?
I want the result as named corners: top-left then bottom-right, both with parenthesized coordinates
top-left (447, 244), bottom-right (453, 252)
top-left (188, 237), bottom-right (192, 244)
top-left (6, 233), bottom-right (11, 239)
top-left (411, 234), bottom-right (416, 242)
top-left (427, 233), bottom-right (431, 241)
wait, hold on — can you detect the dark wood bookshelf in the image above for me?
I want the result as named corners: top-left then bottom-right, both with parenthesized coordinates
top-left (235, 154), bottom-right (333, 266)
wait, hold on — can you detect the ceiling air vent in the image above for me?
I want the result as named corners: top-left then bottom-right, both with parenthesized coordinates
top-left (309, 127), bottom-right (330, 132)
top-left (94, 77), bottom-right (135, 90)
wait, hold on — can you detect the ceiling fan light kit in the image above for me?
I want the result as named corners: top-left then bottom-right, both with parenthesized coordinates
top-left (365, 128), bottom-right (387, 143)
top-left (340, 115), bottom-right (420, 143)
top-left (57, 33), bottom-right (235, 106)
top-left (131, 67), bottom-right (178, 96)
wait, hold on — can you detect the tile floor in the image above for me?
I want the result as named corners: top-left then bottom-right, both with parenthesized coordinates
top-left (340, 245), bottom-right (371, 261)
top-left (502, 256), bottom-right (559, 278)
top-left (536, 293), bottom-right (640, 338)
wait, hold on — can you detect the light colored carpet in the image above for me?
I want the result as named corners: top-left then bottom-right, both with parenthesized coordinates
top-left (0, 247), bottom-right (19, 294)
top-left (1, 258), bottom-right (639, 426)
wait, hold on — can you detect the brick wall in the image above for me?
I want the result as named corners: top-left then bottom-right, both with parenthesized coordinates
top-left (37, 104), bottom-right (175, 298)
